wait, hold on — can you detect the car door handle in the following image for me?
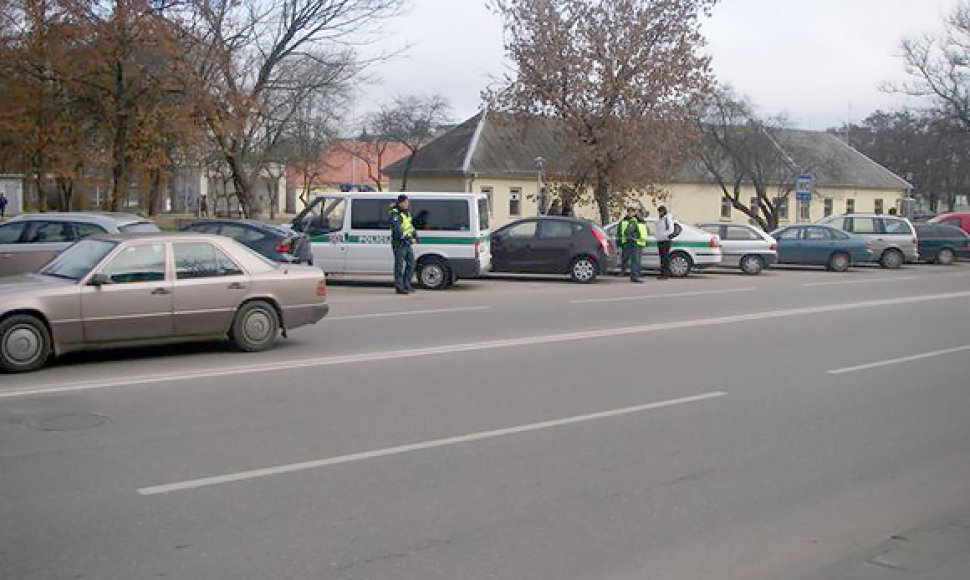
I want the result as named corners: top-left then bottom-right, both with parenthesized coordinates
top-left (151, 287), bottom-right (171, 295)
top-left (227, 282), bottom-right (247, 290)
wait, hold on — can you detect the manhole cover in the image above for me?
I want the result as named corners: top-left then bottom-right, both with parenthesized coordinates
top-left (33, 413), bottom-right (109, 432)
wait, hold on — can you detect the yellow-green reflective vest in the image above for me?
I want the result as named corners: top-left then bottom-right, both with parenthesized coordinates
top-left (635, 222), bottom-right (648, 247)
top-left (390, 208), bottom-right (415, 240)
top-left (619, 218), bottom-right (636, 244)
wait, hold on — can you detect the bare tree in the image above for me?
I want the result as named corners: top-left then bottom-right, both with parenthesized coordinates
top-left (893, 1), bottom-right (970, 131)
top-left (487, 0), bottom-right (717, 223)
top-left (836, 110), bottom-right (970, 213)
top-left (184, 0), bottom-right (404, 218)
top-left (695, 88), bottom-right (799, 232)
top-left (368, 94), bottom-right (450, 191)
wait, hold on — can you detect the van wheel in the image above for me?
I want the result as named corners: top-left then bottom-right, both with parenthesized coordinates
top-left (0, 314), bottom-right (52, 373)
top-left (827, 252), bottom-right (850, 272)
top-left (418, 259), bottom-right (451, 290)
top-left (739, 254), bottom-right (764, 275)
top-left (936, 248), bottom-right (955, 265)
top-left (669, 252), bottom-right (692, 277)
top-left (231, 301), bottom-right (279, 352)
top-left (570, 256), bottom-right (598, 283)
top-left (879, 249), bottom-right (903, 269)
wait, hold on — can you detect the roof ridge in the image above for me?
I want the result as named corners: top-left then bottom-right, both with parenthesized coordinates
top-left (461, 109), bottom-right (488, 173)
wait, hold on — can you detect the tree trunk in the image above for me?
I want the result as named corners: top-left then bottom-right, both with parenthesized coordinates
top-left (400, 151), bottom-right (415, 192)
top-left (110, 59), bottom-right (129, 212)
top-left (595, 173), bottom-right (610, 224)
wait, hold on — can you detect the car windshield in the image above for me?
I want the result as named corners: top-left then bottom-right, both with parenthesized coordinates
top-left (119, 221), bottom-right (161, 234)
top-left (39, 239), bottom-right (118, 280)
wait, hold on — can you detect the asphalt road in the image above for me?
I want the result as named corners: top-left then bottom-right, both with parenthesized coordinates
top-left (2, 264), bottom-right (970, 580)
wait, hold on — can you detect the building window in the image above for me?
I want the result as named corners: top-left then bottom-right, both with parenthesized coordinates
top-left (874, 198), bottom-right (884, 214)
top-left (846, 198), bottom-right (856, 213)
top-left (774, 196), bottom-right (789, 220)
top-left (481, 186), bottom-right (494, 216)
top-left (824, 198), bottom-right (833, 216)
top-left (797, 197), bottom-right (811, 221)
top-left (509, 187), bottom-right (522, 216)
top-left (720, 197), bottom-right (731, 219)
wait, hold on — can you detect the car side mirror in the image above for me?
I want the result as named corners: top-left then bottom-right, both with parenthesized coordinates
top-left (88, 273), bottom-right (111, 287)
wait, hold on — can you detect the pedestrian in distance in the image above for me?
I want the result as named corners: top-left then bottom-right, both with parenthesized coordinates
top-left (655, 205), bottom-right (677, 279)
top-left (617, 209), bottom-right (637, 278)
top-left (389, 194), bottom-right (417, 294)
top-left (628, 211), bottom-right (648, 282)
top-left (0, 192), bottom-right (7, 219)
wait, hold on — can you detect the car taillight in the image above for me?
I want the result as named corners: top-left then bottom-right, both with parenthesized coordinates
top-left (708, 235), bottom-right (720, 248)
top-left (591, 227), bottom-right (610, 255)
top-left (316, 280), bottom-right (327, 297)
top-left (769, 243), bottom-right (777, 251)
top-left (275, 239), bottom-right (293, 253)
top-left (911, 237), bottom-right (917, 244)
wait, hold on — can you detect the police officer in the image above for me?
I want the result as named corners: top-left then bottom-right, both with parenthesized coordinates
top-left (389, 194), bottom-right (417, 294)
top-left (629, 212), bottom-right (647, 282)
top-left (617, 209), bottom-right (642, 281)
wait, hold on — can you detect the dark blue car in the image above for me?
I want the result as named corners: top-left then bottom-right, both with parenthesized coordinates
top-left (914, 223), bottom-right (970, 265)
top-left (770, 224), bottom-right (872, 271)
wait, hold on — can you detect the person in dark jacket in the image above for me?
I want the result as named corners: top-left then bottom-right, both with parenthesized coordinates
top-left (0, 192), bottom-right (7, 219)
top-left (389, 194), bottom-right (417, 294)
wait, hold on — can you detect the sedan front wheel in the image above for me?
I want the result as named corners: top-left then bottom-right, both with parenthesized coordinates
top-left (0, 314), bottom-right (52, 373)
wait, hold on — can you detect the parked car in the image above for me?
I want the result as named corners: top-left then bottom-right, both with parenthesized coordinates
top-left (604, 219), bottom-right (722, 278)
top-left (696, 222), bottom-right (777, 275)
top-left (0, 212), bottom-right (159, 277)
top-left (929, 212), bottom-right (970, 234)
top-left (0, 232), bottom-right (329, 372)
top-left (293, 191), bottom-right (490, 290)
top-left (490, 217), bottom-right (611, 283)
top-left (180, 219), bottom-right (313, 265)
top-left (770, 224), bottom-right (873, 271)
top-left (913, 223), bottom-right (970, 264)
top-left (816, 213), bottom-right (918, 268)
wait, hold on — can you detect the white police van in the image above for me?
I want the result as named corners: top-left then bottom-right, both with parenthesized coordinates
top-left (292, 192), bottom-right (491, 290)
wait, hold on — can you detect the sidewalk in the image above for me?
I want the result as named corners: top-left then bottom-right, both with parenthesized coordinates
top-left (802, 509), bottom-right (970, 579)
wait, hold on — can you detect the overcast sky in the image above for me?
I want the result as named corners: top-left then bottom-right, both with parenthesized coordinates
top-left (357, 0), bottom-right (961, 130)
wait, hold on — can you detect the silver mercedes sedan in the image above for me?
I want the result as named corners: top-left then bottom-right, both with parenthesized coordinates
top-left (0, 232), bottom-right (330, 372)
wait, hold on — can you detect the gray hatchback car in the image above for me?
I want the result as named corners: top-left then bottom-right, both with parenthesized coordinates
top-left (0, 212), bottom-right (159, 277)
top-left (816, 213), bottom-right (919, 268)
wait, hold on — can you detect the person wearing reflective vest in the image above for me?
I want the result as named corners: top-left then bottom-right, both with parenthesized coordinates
top-left (389, 194), bottom-right (417, 294)
top-left (617, 209), bottom-right (638, 278)
top-left (617, 210), bottom-right (646, 282)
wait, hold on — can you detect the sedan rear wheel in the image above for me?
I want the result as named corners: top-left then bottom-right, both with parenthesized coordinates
top-left (739, 254), bottom-right (764, 275)
top-left (570, 256), bottom-right (598, 283)
top-left (0, 314), bottom-right (51, 373)
top-left (937, 248), bottom-right (956, 265)
top-left (827, 252), bottom-right (851, 272)
top-left (230, 301), bottom-right (279, 352)
top-left (669, 252), bottom-right (692, 278)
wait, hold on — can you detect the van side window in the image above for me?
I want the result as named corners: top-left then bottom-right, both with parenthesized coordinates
top-left (350, 198), bottom-right (394, 229)
top-left (301, 197), bottom-right (347, 235)
top-left (410, 200), bottom-right (470, 231)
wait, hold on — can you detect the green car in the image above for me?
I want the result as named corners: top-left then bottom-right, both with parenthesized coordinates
top-left (770, 224), bottom-right (873, 272)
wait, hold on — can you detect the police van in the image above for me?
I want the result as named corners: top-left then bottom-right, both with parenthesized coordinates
top-left (291, 192), bottom-right (491, 290)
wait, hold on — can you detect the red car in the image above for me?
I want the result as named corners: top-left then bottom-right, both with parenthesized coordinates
top-left (930, 212), bottom-right (970, 234)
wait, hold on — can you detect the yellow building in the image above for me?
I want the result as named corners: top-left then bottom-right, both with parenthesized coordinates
top-left (384, 112), bottom-right (910, 229)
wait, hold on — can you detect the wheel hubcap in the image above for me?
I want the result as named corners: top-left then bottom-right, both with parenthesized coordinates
top-left (940, 250), bottom-right (954, 264)
top-left (671, 257), bottom-right (689, 276)
top-left (742, 257), bottom-right (760, 273)
top-left (243, 310), bottom-right (273, 343)
top-left (574, 260), bottom-right (594, 280)
top-left (4, 326), bottom-right (42, 364)
top-left (423, 266), bottom-right (444, 287)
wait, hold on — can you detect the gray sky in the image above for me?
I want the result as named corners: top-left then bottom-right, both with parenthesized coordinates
top-left (358, 0), bottom-right (961, 130)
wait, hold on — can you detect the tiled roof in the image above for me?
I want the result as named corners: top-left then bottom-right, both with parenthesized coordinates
top-left (383, 112), bottom-right (910, 190)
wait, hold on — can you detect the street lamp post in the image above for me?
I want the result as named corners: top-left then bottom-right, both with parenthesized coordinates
top-left (534, 156), bottom-right (547, 216)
